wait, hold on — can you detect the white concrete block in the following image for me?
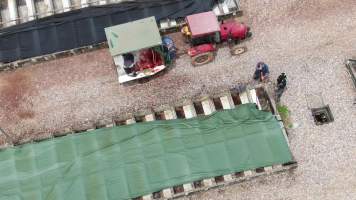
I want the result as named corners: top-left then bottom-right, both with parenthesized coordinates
top-left (7, 0), bottom-right (18, 26)
top-left (105, 124), bottom-right (114, 128)
top-left (81, 0), bottom-right (89, 8)
top-left (99, 0), bottom-right (107, 5)
top-left (203, 178), bottom-right (215, 187)
top-left (160, 19), bottom-right (169, 29)
top-left (222, 3), bottom-right (229, 14)
top-left (279, 122), bottom-right (290, 147)
top-left (276, 114), bottom-right (282, 121)
top-left (213, 5), bottom-right (221, 16)
top-left (264, 166), bottom-right (273, 172)
top-left (169, 20), bottom-right (177, 27)
top-left (243, 170), bottom-right (253, 176)
top-left (183, 183), bottom-right (193, 192)
top-left (62, 0), bottom-right (71, 12)
top-left (249, 89), bottom-right (262, 110)
top-left (44, 0), bottom-right (54, 14)
top-left (202, 99), bottom-right (216, 115)
top-left (223, 174), bottom-right (234, 182)
top-left (142, 194), bottom-right (153, 200)
top-left (125, 118), bottom-right (136, 124)
top-left (220, 95), bottom-right (235, 109)
top-left (273, 164), bottom-right (283, 169)
top-left (239, 91), bottom-right (250, 104)
top-left (164, 109), bottom-right (177, 120)
top-left (183, 104), bottom-right (197, 119)
top-left (162, 188), bottom-right (173, 198)
top-left (25, 0), bottom-right (36, 21)
top-left (144, 114), bottom-right (155, 122)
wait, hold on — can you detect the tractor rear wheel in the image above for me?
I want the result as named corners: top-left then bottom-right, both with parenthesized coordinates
top-left (230, 46), bottom-right (247, 56)
top-left (191, 52), bottom-right (214, 66)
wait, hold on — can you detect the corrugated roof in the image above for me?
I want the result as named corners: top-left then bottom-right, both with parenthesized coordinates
top-left (0, 104), bottom-right (292, 200)
top-left (186, 11), bottom-right (220, 38)
top-left (105, 16), bottom-right (162, 56)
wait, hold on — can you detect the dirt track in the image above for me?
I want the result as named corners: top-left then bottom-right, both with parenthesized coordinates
top-left (0, 0), bottom-right (356, 199)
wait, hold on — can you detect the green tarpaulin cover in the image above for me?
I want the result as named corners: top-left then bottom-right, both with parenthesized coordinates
top-left (0, 104), bottom-right (292, 200)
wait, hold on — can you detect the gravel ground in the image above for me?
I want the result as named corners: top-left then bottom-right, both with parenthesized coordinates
top-left (0, 0), bottom-right (356, 199)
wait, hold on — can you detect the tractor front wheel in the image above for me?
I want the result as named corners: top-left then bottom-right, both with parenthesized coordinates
top-left (230, 46), bottom-right (247, 56)
top-left (191, 52), bottom-right (215, 66)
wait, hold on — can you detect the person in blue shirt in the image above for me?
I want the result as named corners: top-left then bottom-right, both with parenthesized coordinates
top-left (253, 62), bottom-right (270, 82)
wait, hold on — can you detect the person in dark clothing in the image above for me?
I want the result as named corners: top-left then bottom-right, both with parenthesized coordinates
top-left (277, 73), bottom-right (287, 90)
top-left (122, 53), bottom-right (136, 76)
top-left (276, 73), bottom-right (287, 102)
top-left (253, 62), bottom-right (270, 82)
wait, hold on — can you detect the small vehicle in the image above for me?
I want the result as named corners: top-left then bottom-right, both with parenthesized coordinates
top-left (182, 11), bottom-right (252, 66)
top-left (105, 17), bottom-right (176, 84)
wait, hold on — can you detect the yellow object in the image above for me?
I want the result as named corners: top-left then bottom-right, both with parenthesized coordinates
top-left (181, 25), bottom-right (191, 36)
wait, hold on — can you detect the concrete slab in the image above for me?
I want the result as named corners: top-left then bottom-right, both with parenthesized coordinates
top-left (223, 174), bottom-right (234, 182)
top-left (183, 104), bottom-right (197, 119)
top-left (164, 108), bottom-right (177, 120)
top-left (183, 183), bottom-right (193, 193)
top-left (203, 178), bottom-right (216, 187)
top-left (61, 0), bottom-right (71, 12)
top-left (7, 0), bottom-right (18, 26)
top-left (81, 0), bottom-right (89, 7)
top-left (201, 99), bottom-right (216, 115)
top-left (162, 188), bottom-right (173, 198)
top-left (243, 170), bottom-right (253, 176)
top-left (220, 94), bottom-right (235, 109)
top-left (249, 89), bottom-right (262, 110)
top-left (125, 118), bottom-right (136, 125)
top-left (144, 114), bottom-right (155, 122)
top-left (142, 194), bottom-right (153, 200)
top-left (25, 0), bottom-right (36, 20)
top-left (239, 91), bottom-right (250, 104)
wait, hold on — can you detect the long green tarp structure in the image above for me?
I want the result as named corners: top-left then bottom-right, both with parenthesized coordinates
top-left (0, 104), bottom-right (292, 200)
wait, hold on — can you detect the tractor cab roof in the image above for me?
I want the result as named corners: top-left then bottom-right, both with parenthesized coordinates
top-left (105, 16), bottom-right (162, 56)
top-left (186, 11), bottom-right (220, 38)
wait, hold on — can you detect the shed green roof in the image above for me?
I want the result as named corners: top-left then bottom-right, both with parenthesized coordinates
top-left (105, 16), bottom-right (162, 56)
top-left (0, 104), bottom-right (292, 200)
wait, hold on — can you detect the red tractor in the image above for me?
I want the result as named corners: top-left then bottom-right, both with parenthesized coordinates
top-left (182, 11), bottom-right (252, 66)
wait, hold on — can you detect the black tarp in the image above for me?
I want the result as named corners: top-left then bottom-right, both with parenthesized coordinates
top-left (0, 0), bottom-right (215, 63)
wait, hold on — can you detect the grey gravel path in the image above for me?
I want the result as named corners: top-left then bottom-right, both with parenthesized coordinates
top-left (0, 0), bottom-right (355, 199)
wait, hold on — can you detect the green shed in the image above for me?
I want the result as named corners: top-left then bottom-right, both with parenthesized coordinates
top-left (105, 16), bottom-right (162, 56)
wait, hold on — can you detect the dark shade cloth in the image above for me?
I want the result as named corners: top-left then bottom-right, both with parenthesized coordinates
top-left (0, 0), bottom-right (215, 63)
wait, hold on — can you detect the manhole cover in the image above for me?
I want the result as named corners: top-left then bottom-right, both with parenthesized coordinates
top-left (311, 105), bottom-right (334, 125)
top-left (305, 93), bottom-right (334, 125)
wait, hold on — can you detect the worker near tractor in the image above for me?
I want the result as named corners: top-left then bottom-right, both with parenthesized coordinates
top-left (275, 73), bottom-right (287, 102)
top-left (181, 25), bottom-right (192, 42)
top-left (253, 62), bottom-right (270, 82)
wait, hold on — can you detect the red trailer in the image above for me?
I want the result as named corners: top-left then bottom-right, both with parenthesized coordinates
top-left (183, 11), bottom-right (251, 66)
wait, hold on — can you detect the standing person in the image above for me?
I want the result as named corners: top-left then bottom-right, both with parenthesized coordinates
top-left (276, 73), bottom-right (287, 102)
top-left (253, 62), bottom-right (270, 82)
top-left (181, 25), bottom-right (191, 43)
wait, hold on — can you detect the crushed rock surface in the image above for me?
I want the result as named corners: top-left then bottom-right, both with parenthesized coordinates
top-left (0, 0), bottom-right (356, 199)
